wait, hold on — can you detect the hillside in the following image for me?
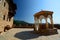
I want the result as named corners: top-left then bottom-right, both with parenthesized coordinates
top-left (13, 20), bottom-right (60, 29)
top-left (13, 20), bottom-right (34, 28)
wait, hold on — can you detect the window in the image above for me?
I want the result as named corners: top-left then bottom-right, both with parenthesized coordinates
top-left (3, 15), bottom-right (5, 20)
top-left (4, 2), bottom-right (6, 7)
top-left (0, 0), bottom-right (2, 3)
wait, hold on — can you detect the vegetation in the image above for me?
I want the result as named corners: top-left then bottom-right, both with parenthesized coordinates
top-left (6, 0), bottom-right (17, 19)
top-left (13, 20), bottom-right (34, 28)
top-left (54, 24), bottom-right (60, 29)
top-left (13, 20), bottom-right (60, 29)
top-left (13, 20), bottom-right (29, 26)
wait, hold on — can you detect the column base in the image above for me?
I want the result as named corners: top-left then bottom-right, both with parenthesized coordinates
top-left (34, 28), bottom-right (58, 35)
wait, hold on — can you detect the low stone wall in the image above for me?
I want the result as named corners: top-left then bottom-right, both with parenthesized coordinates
top-left (34, 28), bottom-right (58, 35)
top-left (13, 24), bottom-right (34, 28)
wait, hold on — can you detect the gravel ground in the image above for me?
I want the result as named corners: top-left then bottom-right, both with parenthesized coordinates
top-left (0, 28), bottom-right (60, 40)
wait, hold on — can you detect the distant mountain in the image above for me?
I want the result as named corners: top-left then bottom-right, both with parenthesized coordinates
top-left (13, 20), bottom-right (31, 25)
top-left (13, 20), bottom-right (60, 29)
top-left (13, 20), bottom-right (34, 28)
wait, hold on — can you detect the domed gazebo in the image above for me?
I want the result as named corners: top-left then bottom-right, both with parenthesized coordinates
top-left (34, 10), bottom-right (58, 34)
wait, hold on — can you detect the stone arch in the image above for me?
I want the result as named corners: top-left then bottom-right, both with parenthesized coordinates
top-left (48, 15), bottom-right (51, 19)
top-left (47, 18), bottom-right (51, 24)
top-left (39, 15), bottom-right (45, 20)
top-left (40, 18), bottom-right (46, 29)
top-left (47, 15), bottom-right (53, 28)
top-left (39, 15), bottom-right (46, 29)
top-left (47, 15), bottom-right (51, 25)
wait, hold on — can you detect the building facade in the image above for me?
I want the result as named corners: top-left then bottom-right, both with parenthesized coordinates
top-left (0, 0), bottom-right (17, 32)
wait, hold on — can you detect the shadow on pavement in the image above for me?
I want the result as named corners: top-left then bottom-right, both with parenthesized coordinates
top-left (14, 31), bottom-right (41, 40)
top-left (14, 30), bottom-right (58, 40)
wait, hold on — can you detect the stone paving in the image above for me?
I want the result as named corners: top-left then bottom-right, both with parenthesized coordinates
top-left (0, 28), bottom-right (60, 40)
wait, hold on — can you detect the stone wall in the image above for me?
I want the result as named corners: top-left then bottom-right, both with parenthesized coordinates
top-left (0, 0), bottom-right (14, 32)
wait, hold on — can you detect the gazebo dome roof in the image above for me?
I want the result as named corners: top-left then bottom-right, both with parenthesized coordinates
top-left (34, 10), bottom-right (53, 17)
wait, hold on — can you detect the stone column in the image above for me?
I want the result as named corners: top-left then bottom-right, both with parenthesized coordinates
top-left (50, 18), bottom-right (54, 28)
top-left (46, 18), bottom-right (48, 29)
top-left (34, 17), bottom-right (37, 31)
top-left (38, 18), bottom-right (41, 31)
top-left (37, 19), bottom-right (40, 31)
top-left (34, 17), bottom-right (39, 31)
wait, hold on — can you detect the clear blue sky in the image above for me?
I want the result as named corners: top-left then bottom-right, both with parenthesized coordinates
top-left (13, 0), bottom-right (60, 24)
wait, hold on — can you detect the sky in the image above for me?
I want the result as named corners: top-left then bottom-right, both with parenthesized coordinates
top-left (13, 0), bottom-right (60, 24)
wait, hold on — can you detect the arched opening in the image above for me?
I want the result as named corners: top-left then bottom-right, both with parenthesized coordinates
top-left (41, 19), bottom-right (46, 24)
top-left (47, 15), bottom-right (53, 29)
top-left (41, 18), bottom-right (46, 29)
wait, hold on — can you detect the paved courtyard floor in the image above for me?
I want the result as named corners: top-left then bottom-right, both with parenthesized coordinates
top-left (0, 28), bottom-right (60, 40)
